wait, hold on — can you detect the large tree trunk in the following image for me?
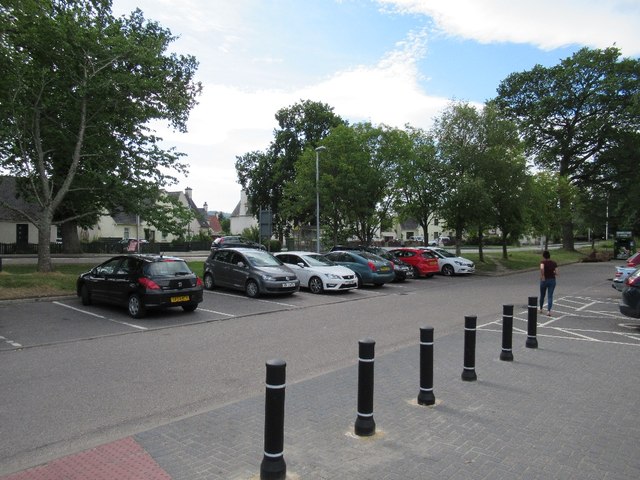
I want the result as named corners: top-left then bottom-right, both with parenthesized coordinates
top-left (61, 220), bottom-right (82, 254)
top-left (37, 221), bottom-right (53, 273)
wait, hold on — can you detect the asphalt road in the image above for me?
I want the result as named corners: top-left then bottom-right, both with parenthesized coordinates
top-left (0, 260), bottom-right (632, 475)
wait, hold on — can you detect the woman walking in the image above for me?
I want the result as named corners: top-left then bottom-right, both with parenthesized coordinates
top-left (539, 250), bottom-right (558, 316)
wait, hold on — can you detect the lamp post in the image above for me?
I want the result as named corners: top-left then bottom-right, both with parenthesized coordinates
top-left (315, 146), bottom-right (326, 253)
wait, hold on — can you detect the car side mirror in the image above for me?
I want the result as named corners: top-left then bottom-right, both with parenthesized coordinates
top-left (297, 262), bottom-right (305, 268)
top-left (237, 261), bottom-right (246, 268)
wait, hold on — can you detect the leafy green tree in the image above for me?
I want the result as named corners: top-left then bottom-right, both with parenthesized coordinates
top-left (0, 0), bottom-right (201, 271)
top-left (495, 47), bottom-right (640, 250)
top-left (433, 102), bottom-right (491, 256)
top-left (394, 126), bottom-right (445, 245)
top-left (480, 103), bottom-right (530, 259)
top-left (235, 100), bottom-right (345, 241)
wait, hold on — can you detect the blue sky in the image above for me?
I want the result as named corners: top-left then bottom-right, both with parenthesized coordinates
top-left (110, 0), bottom-right (640, 213)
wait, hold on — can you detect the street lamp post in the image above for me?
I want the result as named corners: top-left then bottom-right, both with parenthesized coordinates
top-left (315, 146), bottom-right (326, 253)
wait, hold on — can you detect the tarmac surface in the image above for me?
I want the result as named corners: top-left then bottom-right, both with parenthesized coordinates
top-left (2, 297), bottom-right (639, 479)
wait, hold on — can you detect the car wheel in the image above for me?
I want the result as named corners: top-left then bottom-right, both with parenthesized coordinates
top-left (441, 264), bottom-right (455, 276)
top-left (413, 266), bottom-right (422, 278)
top-left (80, 284), bottom-right (91, 305)
top-left (204, 272), bottom-right (215, 290)
top-left (355, 274), bottom-right (363, 288)
top-left (182, 303), bottom-right (198, 312)
top-left (309, 276), bottom-right (324, 294)
top-left (128, 294), bottom-right (146, 318)
top-left (246, 279), bottom-right (260, 298)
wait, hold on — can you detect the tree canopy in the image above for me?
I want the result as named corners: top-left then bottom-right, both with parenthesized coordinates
top-left (0, 0), bottom-right (201, 270)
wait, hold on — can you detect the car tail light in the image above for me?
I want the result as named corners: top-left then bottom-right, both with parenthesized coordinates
top-left (390, 261), bottom-right (395, 268)
top-left (196, 276), bottom-right (203, 287)
top-left (138, 277), bottom-right (160, 290)
top-left (627, 276), bottom-right (640, 287)
top-left (367, 261), bottom-right (376, 272)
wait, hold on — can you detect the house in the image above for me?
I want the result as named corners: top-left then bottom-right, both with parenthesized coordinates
top-left (0, 176), bottom-right (57, 246)
top-left (230, 190), bottom-right (258, 235)
top-left (81, 187), bottom-right (210, 242)
top-left (0, 176), bottom-right (210, 246)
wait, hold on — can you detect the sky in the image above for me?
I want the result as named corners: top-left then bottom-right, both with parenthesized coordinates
top-left (110, 0), bottom-right (640, 214)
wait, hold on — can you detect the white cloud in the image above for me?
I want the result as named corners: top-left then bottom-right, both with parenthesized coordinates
top-left (378, 0), bottom-right (640, 55)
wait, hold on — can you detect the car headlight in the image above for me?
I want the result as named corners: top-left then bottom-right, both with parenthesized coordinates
top-left (455, 261), bottom-right (463, 266)
top-left (325, 273), bottom-right (342, 280)
top-left (260, 274), bottom-right (275, 281)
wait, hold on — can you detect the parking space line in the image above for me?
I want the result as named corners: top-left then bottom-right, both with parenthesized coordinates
top-left (204, 289), bottom-right (297, 306)
top-left (0, 335), bottom-right (22, 348)
top-left (198, 308), bottom-right (235, 317)
top-left (53, 301), bottom-right (148, 331)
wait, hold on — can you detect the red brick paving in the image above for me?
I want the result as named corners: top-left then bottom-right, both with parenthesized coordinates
top-left (1, 437), bottom-right (171, 480)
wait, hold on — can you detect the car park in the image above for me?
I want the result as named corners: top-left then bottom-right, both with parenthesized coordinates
top-left (420, 247), bottom-right (475, 276)
top-left (619, 268), bottom-right (640, 318)
top-left (612, 265), bottom-right (637, 292)
top-left (388, 248), bottom-right (440, 278)
top-left (211, 235), bottom-right (266, 250)
top-left (76, 254), bottom-right (203, 318)
top-left (203, 247), bottom-right (299, 297)
top-left (324, 250), bottom-right (395, 287)
top-left (274, 251), bottom-right (358, 293)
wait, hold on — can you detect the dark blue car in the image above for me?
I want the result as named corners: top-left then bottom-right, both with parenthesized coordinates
top-left (324, 250), bottom-right (395, 287)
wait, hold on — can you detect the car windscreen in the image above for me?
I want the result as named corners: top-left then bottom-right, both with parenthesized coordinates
top-left (244, 251), bottom-right (282, 267)
top-left (304, 254), bottom-right (334, 267)
top-left (145, 260), bottom-right (193, 276)
top-left (359, 251), bottom-right (385, 262)
top-left (433, 248), bottom-right (456, 258)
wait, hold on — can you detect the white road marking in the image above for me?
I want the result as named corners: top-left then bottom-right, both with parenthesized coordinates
top-left (53, 301), bottom-right (148, 330)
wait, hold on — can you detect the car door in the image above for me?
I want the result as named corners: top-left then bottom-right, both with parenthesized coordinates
top-left (211, 250), bottom-right (233, 288)
top-left (228, 251), bottom-right (250, 289)
top-left (88, 257), bottom-right (124, 302)
top-left (111, 257), bottom-right (139, 305)
top-left (279, 254), bottom-right (308, 285)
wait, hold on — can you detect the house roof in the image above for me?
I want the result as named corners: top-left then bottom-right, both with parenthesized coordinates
top-left (208, 215), bottom-right (223, 233)
top-left (0, 176), bottom-right (40, 222)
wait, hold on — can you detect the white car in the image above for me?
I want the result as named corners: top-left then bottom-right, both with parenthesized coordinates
top-left (274, 251), bottom-right (359, 294)
top-left (420, 247), bottom-right (475, 276)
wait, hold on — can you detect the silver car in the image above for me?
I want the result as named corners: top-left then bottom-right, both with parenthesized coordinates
top-left (274, 251), bottom-right (358, 294)
top-left (203, 248), bottom-right (299, 297)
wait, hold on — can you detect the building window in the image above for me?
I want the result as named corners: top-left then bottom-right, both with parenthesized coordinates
top-left (434, 218), bottom-right (439, 226)
top-left (124, 227), bottom-right (130, 240)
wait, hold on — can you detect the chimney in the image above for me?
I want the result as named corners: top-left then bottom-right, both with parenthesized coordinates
top-left (203, 202), bottom-right (208, 212)
top-left (185, 187), bottom-right (192, 199)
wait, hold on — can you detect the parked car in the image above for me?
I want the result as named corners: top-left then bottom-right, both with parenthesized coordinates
top-left (420, 247), bottom-right (475, 276)
top-left (324, 250), bottom-right (395, 287)
top-left (77, 254), bottom-right (203, 318)
top-left (211, 235), bottom-right (266, 250)
top-left (626, 252), bottom-right (640, 268)
top-left (388, 248), bottom-right (440, 278)
top-left (612, 266), bottom-right (638, 292)
top-left (274, 251), bottom-right (358, 293)
top-left (203, 247), bottom-right (299, 297)
top-left (329, 245), bottom-right (414, 282)
top-left (619, 268), bottom-right (640, 318)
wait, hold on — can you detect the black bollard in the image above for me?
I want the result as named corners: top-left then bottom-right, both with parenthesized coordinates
top-left (526, 296), bottom-right (538, 349)
top-left (417, 326), bottom-right (435, 406)
top-left (354, 338), bottom-right (376, 436)
top-left (260, 359), bottom-right (287, 480)
top-left (461, 315), bottom-right (477, 381)
top-left (500, 305), bottom-right (514, 361)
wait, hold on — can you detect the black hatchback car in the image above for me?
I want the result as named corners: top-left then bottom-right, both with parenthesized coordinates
top-left (77, 254), bottom-right (203, 318)
top-left (619, 267), bottom-right (640, 319)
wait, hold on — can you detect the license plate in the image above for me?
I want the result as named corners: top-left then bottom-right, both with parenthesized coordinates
top-left (171, 295), bottom-right (190, 303)
top-left (380, 266), bottom-right (390, 272)
top-left (282, 282), bottom-right (296, 288)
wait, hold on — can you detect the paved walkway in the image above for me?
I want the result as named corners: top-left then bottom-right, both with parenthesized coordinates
top-left (2, 306), bottom-right (639, 479)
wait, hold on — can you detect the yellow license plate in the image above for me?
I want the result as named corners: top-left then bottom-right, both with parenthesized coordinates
top-left (380, 266), bottom-right (390, 272)
top-left (171, 295), bottom-right (190, 303)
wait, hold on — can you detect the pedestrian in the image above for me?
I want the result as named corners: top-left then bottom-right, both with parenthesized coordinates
top-left (539, 250), bottom-right (558, 316)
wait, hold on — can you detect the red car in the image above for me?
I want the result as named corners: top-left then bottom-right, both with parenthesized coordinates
top-left (389, 248), bottom-right (440, 278)
top-left (627, 252), bottom-right (640, 268)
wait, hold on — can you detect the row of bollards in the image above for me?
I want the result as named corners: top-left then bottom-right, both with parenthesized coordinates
top-left (260, 299), bottom-right (539, 479)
